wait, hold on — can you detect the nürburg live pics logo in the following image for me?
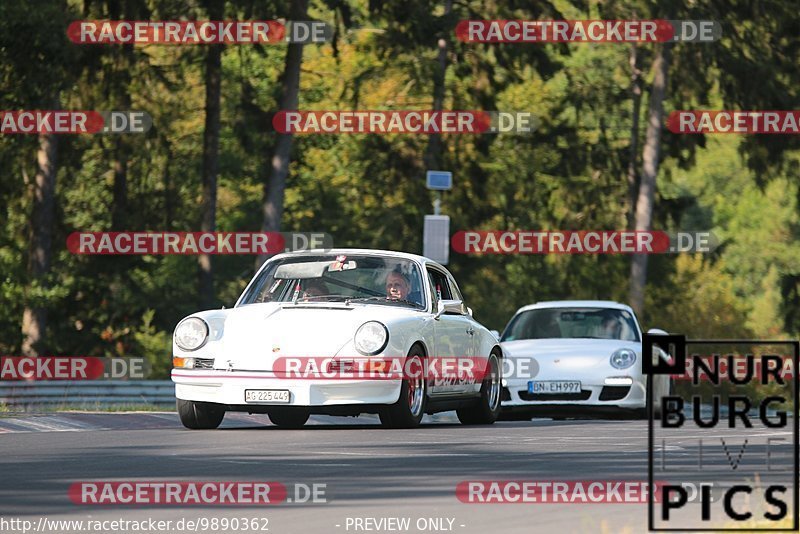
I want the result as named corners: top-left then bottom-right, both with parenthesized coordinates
top-left (644, 334), bottom-right (798, 531)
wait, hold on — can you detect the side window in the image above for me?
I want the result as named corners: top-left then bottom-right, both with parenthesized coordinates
top-left (427, 272), bottom-right (438, 308)
top-left (426, 268), bottom-right (453, 302)
top-left (446, 274), bottom-right (464, 305)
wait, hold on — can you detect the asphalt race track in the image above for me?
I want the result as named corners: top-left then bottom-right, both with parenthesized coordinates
top-left (0, 412), bottom-right (794, 534)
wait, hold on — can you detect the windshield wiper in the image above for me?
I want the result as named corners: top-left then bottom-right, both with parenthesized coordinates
top-left (346, 296), bottom-right (423, 308)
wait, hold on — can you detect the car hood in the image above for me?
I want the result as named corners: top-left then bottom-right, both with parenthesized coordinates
top-left (210, 302), bottom-right (422, 371)
top-left (502, 338), bottom-right (641, 357)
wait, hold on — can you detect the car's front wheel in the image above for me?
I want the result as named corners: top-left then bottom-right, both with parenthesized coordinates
top-left (268, 408), bottom-right (310, 429)
top-left (177, 399), bottom-right (225, 429)
top-left (457, 351), bottom-right (502, 425)
top-left (380, 347), bottom-right (427, 429)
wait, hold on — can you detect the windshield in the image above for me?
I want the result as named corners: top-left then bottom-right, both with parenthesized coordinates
top-left (501, 307), bottom-right (640, 342)
top-left (238, 254), bottom-right (426, 310)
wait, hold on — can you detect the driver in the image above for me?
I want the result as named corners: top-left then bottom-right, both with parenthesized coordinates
top-left (385, 271), bottom-right (410, 300)
top-left (302, 280), bottom-right (328, 300)
top-left (599, 314), bottom-right (621, 339)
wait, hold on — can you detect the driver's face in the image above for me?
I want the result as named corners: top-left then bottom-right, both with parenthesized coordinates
top-left (601, 319), bottom-right (620, 338)
top-left (385, 274), bottom-right (409, 299)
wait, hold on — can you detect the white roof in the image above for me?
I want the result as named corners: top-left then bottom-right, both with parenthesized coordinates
top-left (515, 300), bottom-right (635, 314)
top-left (269, 248), bottom-right (444, 268)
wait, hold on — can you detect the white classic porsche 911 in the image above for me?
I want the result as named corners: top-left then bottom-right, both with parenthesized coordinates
top-left (498, 300), bottom-right (672, 419)
top-left (171, 249), bottom-right (502, 429)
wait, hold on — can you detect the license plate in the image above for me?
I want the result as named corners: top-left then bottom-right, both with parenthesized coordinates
top-left (245, 389), bottom-right (290, 403)
top-left (528, 381), bottom-right (581, 394)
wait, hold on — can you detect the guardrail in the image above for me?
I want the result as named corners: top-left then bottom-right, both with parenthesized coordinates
top-left (0, 380), bottom-right (175, 409)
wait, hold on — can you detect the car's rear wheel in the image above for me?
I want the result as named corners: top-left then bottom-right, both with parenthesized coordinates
top-left (379, 347), bottom-right (427, 429)
top-left (177, 399), bottom-right (225, 429)
top-left (457, 351), bottom-right (502, 425)
top-left (268, 408), bottom-right (310, 429)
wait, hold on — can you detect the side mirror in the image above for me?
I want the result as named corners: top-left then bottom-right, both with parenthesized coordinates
top-left (490, 330), bottom-right (500, 340)
top-left (467, 306), bottom-right (473, 317)
top-left (435, 299), bottom-right (466, 319)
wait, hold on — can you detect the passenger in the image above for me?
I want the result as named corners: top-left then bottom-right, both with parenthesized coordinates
top-left (537, 315), bottom-right (562, 338)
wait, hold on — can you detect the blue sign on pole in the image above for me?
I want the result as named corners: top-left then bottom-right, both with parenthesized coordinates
top-left (426, 170), bottom-right (452, 191)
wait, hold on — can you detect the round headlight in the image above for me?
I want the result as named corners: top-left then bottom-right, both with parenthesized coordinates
top-left (354, 321), bottom-right (389, 355)
top-left (610, 348), bottom-right (637, 369)
top-left (175, 317), bottom-right (209, 351)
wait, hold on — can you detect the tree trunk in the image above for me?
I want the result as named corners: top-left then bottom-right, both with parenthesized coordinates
top-left (423, 0), bottom-right (452, 171)
top-left (199, 0), bottom-right (223, 308)
top-left (21, 127), bottom-right (59, 356)
top-left (163, 139), bottom-right (174, 230)
top-left (256, 0), bottom-right (308, 268)
top-left (629, 44), bottom-right (671, 315)
top-left (626, 44), bottom-right (642, 230)
top-left (109, 2), bottom-right (132, 231)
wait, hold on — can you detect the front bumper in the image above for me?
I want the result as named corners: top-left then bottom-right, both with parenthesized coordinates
top-left (172, 369), bottom-right (402, 407)
top-left (500, 377), bottom-right (647, 410)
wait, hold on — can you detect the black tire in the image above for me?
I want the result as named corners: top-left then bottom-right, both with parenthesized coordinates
top-left (380, 347), bottom-right (427, 429)
top-left (177, 398), bottom-right (225, 429)
top-left (268, 408), bottom-right (310, 429)
top-left (457, 352), bottom-right (502, 425)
